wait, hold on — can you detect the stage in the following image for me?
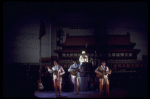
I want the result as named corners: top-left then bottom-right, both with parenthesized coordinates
top-left (34, 88), bottom-right (128, 98)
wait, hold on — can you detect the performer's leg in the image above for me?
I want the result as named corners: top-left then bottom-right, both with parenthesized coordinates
top-left (53, 79), bottom-right (58, 96)
top-left (99, 79), bottom-right (104, 95)
top-left (76, 77), bottom-right (80, 94)
top-left (71, 75), bottom-right (76, 93)
top-left (105, 78), bottom-right (110, 95)
top-left (71, 75), bottom-right (75, 85)
top-left (74, 76), bottom-right (77, 93)
top-left (58, 77), bottom-right (62, 96)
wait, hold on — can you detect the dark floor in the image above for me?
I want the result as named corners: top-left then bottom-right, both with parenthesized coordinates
top-left (3, 64), bottom-right (148, 98)
top-left (34, 82), bottom-right (148, 98)
top-left (34, 89), bottom-right (128, 98)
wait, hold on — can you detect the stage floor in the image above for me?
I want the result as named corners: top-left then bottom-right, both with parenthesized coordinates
top-left (34, 88), bottom-right (128, 98)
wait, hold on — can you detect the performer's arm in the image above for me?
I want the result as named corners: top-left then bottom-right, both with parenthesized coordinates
top-left (106, 67), bottom-right (111, 74)
top-left (78, 65), bottom-right (81, 69)
top-left (95, 66), bottom-right (102, 75)
top-left (79, 56), bottom-right (81, 62)
top-left (78, 65), bottom-right (82, 72)
top-left (68, 65), bottom-right (74, 72)
top-left (108, 70), bottom-right (112, 74)
top-left (47, 67), bottom-right (53, 73)
top-left (87, 55), bottom-right (88, 62)
top-left (59, 67), bottom-right (65, 75)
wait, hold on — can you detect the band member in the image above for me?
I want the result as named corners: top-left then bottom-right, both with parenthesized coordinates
top-left (47, 60), bottom-right (65, 97)
top-left (79, 51), bottom-right (88, 65)
top-left (68, 58), bottom-right (80, 94)
top-left (95, 61), bottom-right (111, 96)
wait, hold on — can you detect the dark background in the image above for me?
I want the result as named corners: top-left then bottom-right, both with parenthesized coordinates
top-left (3, 1), bottom-right (148, 98)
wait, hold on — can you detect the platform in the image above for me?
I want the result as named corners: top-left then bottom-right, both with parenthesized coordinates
top-left (34, 88), bottom-right (128, 98)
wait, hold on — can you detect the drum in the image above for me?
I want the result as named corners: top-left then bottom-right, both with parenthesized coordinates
top-left (79, 77), bottom-right (89, 91)
top-left (78, 62), bottom-right (91, 91)
top-left (79, 62), bottom-right (90, 77)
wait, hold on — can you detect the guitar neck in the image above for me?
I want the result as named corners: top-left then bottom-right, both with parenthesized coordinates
top-left (96, 72), bottom-right (109, 75)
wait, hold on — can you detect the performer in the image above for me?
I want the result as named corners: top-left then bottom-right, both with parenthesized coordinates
top-left (95, 61), bottom-right (111, 96)
top-left (47, 60), bottom-right (65, 97)
top-left (79, 51), bottom-right (88, 65)
top-left (68, 58), bottom-right (81, 94)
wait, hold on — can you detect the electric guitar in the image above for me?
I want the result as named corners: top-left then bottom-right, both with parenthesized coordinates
top-left (38, 79), bottom-right (44, 90)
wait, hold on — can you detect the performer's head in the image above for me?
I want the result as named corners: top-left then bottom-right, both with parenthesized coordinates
top-left (82, 51), bottom-right (85, 54)
top-left (101, 61), bottom-right (106, 66)
top-left (54, 60), bottom-right (59, 66)
top-left (72, 58), bottom-right (77, 64)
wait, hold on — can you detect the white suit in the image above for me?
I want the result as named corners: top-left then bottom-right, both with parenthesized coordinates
top-left (68, 63), bottom-right (81, 94)
top-left (79, 54), bottom-right (88, 65)
top-left (48, 65), bottom-right (65, 84)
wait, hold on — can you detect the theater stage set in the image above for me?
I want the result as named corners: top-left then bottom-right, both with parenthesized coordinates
top-left (3, 2), bottom-right (147, 98)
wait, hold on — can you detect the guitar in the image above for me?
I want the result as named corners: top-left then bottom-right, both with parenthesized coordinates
top-left (47, 66), bottom-right (62, 79)
top-left (96, 70), bottom-right (112, 78)
top-left (53, 69), bottom-right (62, 79)
top-left (70, 67), bottom-right (80, 76)
top-left (38, 82), bottom-right (44, 90)
top-left (38, 79), bottom-right (44, 90)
